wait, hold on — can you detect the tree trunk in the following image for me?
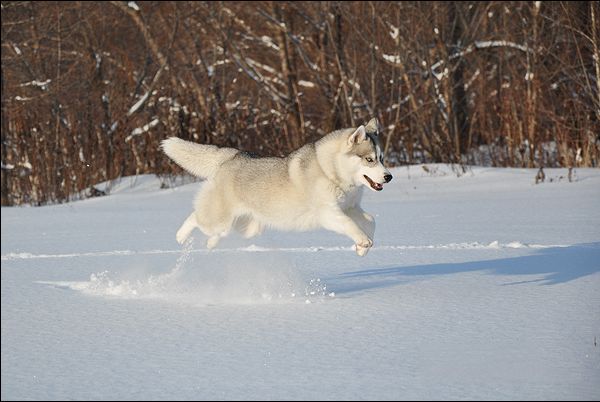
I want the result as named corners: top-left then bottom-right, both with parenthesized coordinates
top-left (449, 3), bottom-right (469, 162)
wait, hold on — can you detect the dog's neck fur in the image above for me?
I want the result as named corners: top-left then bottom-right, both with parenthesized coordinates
top-left (315, 129), bottom-right (357, 191)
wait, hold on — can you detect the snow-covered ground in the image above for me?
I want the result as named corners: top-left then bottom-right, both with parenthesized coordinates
top-left (2, 165), bottom-right (599, 400)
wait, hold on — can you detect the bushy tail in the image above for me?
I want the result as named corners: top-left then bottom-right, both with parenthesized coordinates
top-left (161, 137), bottom-right (238, 179)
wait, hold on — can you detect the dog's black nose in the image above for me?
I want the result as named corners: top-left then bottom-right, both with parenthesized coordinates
top-left (384, 173), bottom-right (393, 183)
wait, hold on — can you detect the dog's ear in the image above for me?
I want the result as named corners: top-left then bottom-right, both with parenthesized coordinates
top-left (365, 118), bottom-right (379, 135)
top-left (348, 125), bottom-right (367, 146)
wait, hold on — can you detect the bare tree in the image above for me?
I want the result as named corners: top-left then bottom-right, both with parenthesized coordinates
top-left (1, 1), bottom-right (598, 206)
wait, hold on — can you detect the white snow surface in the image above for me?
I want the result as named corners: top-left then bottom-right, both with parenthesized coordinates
top-left (2, 165), bottom-right (599, 400)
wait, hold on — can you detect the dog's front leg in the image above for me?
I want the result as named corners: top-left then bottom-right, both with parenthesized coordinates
top-left (345, 207), bottom-right (375, 257)
top-left (320, 209), bottom-right (372, 256)
top-left (346, 207), bottom-right (375, 239)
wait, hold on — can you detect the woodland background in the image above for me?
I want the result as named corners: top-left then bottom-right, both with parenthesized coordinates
top-left (1, 1), bottom-right (599, 205)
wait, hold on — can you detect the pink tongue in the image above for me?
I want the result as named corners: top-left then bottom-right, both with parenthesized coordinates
top-left (364, 175), bottom-right (383, 191)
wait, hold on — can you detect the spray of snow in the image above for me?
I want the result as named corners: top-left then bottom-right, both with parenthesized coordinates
top-left (41, 237), bottom-right (332, 306)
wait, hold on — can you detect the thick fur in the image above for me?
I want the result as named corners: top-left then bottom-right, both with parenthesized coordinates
top-left (161, 118), bottom-right (392, 256)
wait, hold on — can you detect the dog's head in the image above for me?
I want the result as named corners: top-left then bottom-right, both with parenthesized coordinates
top-left (345, 118), bottom-right (392, 191)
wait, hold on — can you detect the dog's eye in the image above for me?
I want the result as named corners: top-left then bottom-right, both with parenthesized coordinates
top-left (365, 157), bottom-right (374, 163)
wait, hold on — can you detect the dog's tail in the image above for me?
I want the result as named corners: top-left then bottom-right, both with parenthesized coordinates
top-left (161, 137), bottom-right (239, 179)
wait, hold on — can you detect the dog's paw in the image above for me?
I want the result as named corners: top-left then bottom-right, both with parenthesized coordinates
top-left (206, 235), bottom-right (220, 249)
top-left (353, 238), bottom-right (373, 257)
top-left (176, 231), bottom-right (188, 245)
top-left (359, 237), bottom-right (373, 248)
top-left (355, 245), bottom-right (370, 257)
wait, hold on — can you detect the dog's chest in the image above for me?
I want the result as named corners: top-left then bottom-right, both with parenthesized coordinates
top-left (335, 186), bottom-right (362, 209)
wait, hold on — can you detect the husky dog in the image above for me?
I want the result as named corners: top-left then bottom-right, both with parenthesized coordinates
top-left (161, 118), bottom-right (392, 256)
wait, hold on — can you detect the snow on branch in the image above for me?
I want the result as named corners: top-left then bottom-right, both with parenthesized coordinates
top-left (125, 118), bottom-right (160, 142)
top-left (19, 79), bottom-right (51, 90)
top-left (127, 91), bottom-right (151, 116)
top-left (127, 1), bottom-right (140, 11)
top-left (229, 48), bottom-right (289, 105)
top-left (382, 40), bottom-right (533, 81)
top-left (430, 41), bottom-right (534, 79)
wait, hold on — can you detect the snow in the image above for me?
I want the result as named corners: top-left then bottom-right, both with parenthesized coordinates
top-left (127, 91), bottom-right (151, 116)
top-left (2, 165), bottom-right (599, 400)
top-left (125, 118), bottom-right (160, 142)
top-left (383, 53), bottom-right (402, 65)
top-left (298, 80), bottom-right (315, 88)
top-left (127, 1), bottom-right (140, 11)
top-left (19, 79), bottom-right (51, 90)
top-left (389, 24), bottom-right (400, 40)
top-left (426, 41), bottom-right (533, 80)
top-left (260, 35), bottom-right (280, 51)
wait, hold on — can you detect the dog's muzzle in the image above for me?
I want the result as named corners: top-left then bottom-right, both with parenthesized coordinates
top-left (364, 175), bottom-right (384, 191)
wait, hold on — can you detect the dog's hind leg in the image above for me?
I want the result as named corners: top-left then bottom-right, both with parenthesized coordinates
top-left (194, 195), bottom-right (236, 249)
top-left (176, 213), bottom-right (198, 244)
top-left (233, 215), bottom-right (264, 239)
top-left (206, 235), bottom-right (221, 249)
top-left (243, 219), bottom-right (263, 238)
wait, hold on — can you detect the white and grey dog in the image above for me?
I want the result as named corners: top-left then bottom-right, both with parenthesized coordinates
top-left (161, 118), bottom-right (392, 256)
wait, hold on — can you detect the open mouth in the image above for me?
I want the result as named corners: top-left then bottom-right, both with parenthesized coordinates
top-left (363, 175), bottom-right (383, 191)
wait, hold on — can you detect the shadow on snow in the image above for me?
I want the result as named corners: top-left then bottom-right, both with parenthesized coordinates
top-left (331, 243), bottom-right (600, 295)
